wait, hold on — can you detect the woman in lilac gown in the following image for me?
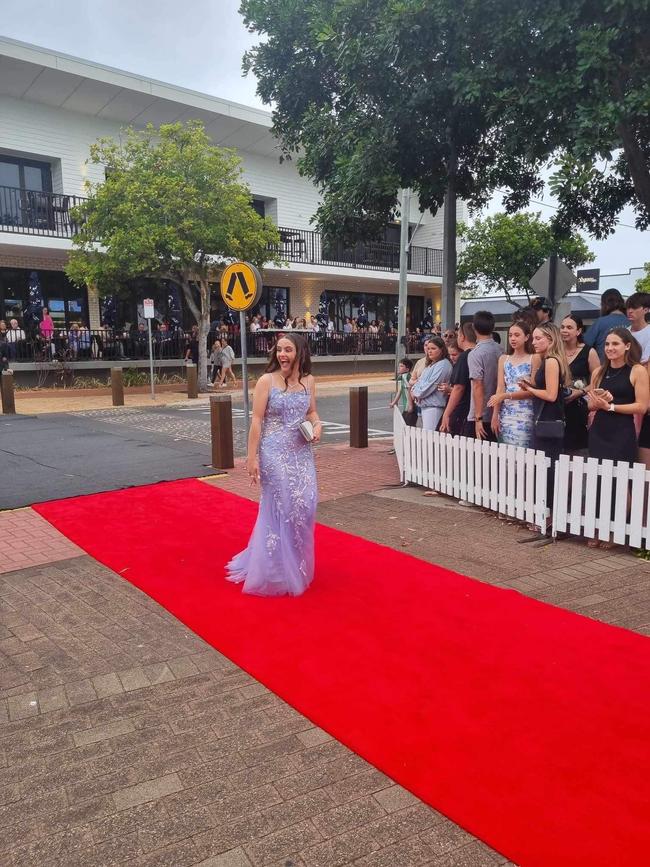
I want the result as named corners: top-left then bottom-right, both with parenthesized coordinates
top-left (226, 333), bottom-right (321, 596)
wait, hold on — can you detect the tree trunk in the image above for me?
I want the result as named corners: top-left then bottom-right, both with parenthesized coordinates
top-left (441, 136), bottom-right (458, 331)
top-left (197, 278), bottom-right (211, 392)
top-left (179, 278), bottom-right (209, 392)
top-left (617, 119), bottom-right (650, 212)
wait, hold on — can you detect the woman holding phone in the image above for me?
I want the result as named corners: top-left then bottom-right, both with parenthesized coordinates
top-left (519, 323), bottom-right (570, 524)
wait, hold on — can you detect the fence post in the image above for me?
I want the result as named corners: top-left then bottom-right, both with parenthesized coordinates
top-left (350, 386), bottom-right (368, 448)
top-left (187, 363), bottom-right (198, 399)
top-left (111, 367), bottom-right (124, 406)
top-left (210, 394), bottom-right (234, 469)
top-left (1, 370), bottom-right (16, 415)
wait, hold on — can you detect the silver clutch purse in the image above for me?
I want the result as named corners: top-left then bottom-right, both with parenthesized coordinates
top-left (298, 420), bottom-right (315, 442)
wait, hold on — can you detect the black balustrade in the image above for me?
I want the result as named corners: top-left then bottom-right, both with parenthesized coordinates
top-left (2, 327), bottom-right (410, 364)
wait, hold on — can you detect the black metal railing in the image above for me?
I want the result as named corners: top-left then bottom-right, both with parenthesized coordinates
top-left (0, 184), bottom-right (443, 276)
top-left (274, 227), bottom-right (443, 276)
top-left (0, 185), bottom-right (84, 238)
top-left (1, 327), bottom-right (428, 364)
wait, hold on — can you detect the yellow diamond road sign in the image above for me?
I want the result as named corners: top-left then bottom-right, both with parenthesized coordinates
top-left (220, 262), bottom-right (263, 312)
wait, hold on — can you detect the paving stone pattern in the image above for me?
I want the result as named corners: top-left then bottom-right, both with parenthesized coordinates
top-left (3, 443), bottom-right (648, 865)
top-left (0, 556), bottom-right (513, 867)
top-left (0, 509), bottom-right (84, 575)
top-left (206, 442), bottom-right (401, 505)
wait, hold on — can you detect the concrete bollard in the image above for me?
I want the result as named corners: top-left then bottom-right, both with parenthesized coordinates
top-left (187, 363), bottom-right (198, 399)
top-left (349, 385), bottom-right (368, 448)
top-left (210, 394), bottom-right (234, 469)
top-left (111, 368), bottom-right (124, 406)
top-left (1, 370), bottom-right (16, 415)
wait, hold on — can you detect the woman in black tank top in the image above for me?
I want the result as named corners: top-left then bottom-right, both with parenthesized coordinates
top-left (560, 315), bottom-right (600, 453)
top-left (587, 328), bottom-right (649, 464)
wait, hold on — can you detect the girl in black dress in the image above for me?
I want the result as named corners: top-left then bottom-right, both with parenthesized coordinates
top-left (587, 328), bottom-right (648, 463)
top-left (587, 328), bottom-right (649, 548)
top-left (520, 323), bottom-right (570, 528)
top-left (560, 315), bottom-right (600, 453)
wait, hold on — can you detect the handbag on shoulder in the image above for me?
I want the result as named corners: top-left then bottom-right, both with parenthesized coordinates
top-left (534, 401), bottom-right (565, 440)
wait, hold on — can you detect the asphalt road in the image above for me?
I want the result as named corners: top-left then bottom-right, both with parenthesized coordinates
top-left (1, 389), bottom-right (394, 509)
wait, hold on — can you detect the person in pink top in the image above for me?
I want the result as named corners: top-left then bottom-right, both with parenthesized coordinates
top-left (39, 307), bottom-right (54, 339)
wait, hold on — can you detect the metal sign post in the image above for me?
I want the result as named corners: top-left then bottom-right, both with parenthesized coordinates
top-left (396, 188), bottom-right (410, 379)
top-left (529, 257), bottom-right (576, 322)
top-left (143, 297), bottom-right (155, 400)
top-left (239, 311), bottom-right (250, 436)
top-left (219, 262), bottom-right (263, 442)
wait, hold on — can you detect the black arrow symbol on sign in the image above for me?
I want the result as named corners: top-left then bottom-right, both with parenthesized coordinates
top-left (225, 271), bottom-right (254, 301)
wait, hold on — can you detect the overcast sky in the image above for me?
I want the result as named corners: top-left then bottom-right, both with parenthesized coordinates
top-left (1, 0), bottom-right (647, 279)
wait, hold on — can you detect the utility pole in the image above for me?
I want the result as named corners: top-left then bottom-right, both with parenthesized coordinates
top-left (441, 182), bottom-right (457, 331)
top-left (441, 138), bottom-right (458, 331)
top-left (396, 187), bottom-right (411, 375)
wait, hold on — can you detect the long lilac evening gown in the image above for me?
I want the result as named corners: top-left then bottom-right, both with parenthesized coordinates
top-left (226, 386), bottom-right (317, 596)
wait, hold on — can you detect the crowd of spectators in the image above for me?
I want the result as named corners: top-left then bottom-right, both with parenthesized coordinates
top-left (395, 289), bottom-right (650, 547)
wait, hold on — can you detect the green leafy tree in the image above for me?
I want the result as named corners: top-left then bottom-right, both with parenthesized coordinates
top-left (636, 264), bottom-right (650, 293)
top-left (486, 1), bottom-right (650, 237)
top-left (241, 0), bottom-right (548, 327)
top-left (66, 121), bottom-right (280, 390)
top-left (457, 213), bottom-right (593, 302)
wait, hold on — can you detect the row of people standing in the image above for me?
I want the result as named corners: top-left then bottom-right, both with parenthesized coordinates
top-left (397, 299), bottom-right (650, 472)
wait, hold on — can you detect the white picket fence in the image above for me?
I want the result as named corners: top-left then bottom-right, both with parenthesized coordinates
top-left (393, 407), bottom-right (650, 548)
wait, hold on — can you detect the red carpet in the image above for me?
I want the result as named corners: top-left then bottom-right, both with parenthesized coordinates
top-left (35, 479), bottom-right (650, 867)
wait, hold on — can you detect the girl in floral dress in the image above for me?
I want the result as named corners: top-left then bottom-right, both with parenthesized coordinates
top-left (488, 321), bottom-right (539, 448)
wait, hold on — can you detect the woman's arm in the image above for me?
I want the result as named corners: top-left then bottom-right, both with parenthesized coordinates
top-left (587, 348), bottom-right (600, 379)
top-left (389, 376), bottom-right (402, 408)
top-left (591, 365), bottom-right (649, 415)
top-left (487, 355), bottom-right (506, 408)
top-left (523, 357), bottom-right (559, 402)
top-left (412, 363), bottom-right (448, 400)
top-left (246, 374), bottom-right (271, 484)
top-left (305, 375), bottom-right (322, 442)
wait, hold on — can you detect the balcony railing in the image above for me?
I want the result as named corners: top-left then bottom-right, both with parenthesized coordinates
top-left (2, 328), bottom-right (426, 364)
top-left (0, 184), bottom-right (443, 276)
top-left (0, 185), bottom-right (84, 239)
top-left (275, 227), bottom-right (442, 276)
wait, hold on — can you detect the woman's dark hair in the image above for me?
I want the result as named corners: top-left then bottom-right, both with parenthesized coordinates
top-left (424, 335), bottom-right (449, 366)
top-left (507, 319), bottom-right (533, 354)
top-left (512, 307), bottom-right (538, 332)
top-left (592, 327), bottom-right (642, 388)
top-left (562, 314), bottom-right (585, 344)
top-left (265, 332), bottom-right (312, 389)
top-left (600, 288), bottom-right (626, 316)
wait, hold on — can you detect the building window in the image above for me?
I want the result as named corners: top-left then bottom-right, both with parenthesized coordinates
top-left (0, 267), bottom-right (87, 330)
top-left (251, 198), bottom-right (266, 219)
top-left (0, 155), bottom-right (52, 193)
top-left (320, 290), bottom-right (425, 331)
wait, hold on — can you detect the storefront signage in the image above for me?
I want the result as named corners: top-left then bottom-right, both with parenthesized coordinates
top-left (576, 268), bottom-right (600, 293)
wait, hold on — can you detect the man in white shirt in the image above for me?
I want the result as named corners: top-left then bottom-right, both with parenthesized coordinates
top-left (6, 319), bottom-right (26, 361)
top-left (626, 292), bottom-right (650, 363)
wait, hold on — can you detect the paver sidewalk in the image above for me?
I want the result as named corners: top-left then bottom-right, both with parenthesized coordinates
top-left (2, 445), bottom-right (649, 865)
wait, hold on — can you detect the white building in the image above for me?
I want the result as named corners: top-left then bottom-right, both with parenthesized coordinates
top-left (0, 36), bottom-right (460, 338)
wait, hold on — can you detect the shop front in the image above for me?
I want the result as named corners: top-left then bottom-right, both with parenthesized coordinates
top-left (0, 267), bottom-right (87, 330)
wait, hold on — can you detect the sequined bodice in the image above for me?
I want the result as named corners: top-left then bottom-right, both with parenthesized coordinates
top-left (262, 386), bottom-right (311, 438)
